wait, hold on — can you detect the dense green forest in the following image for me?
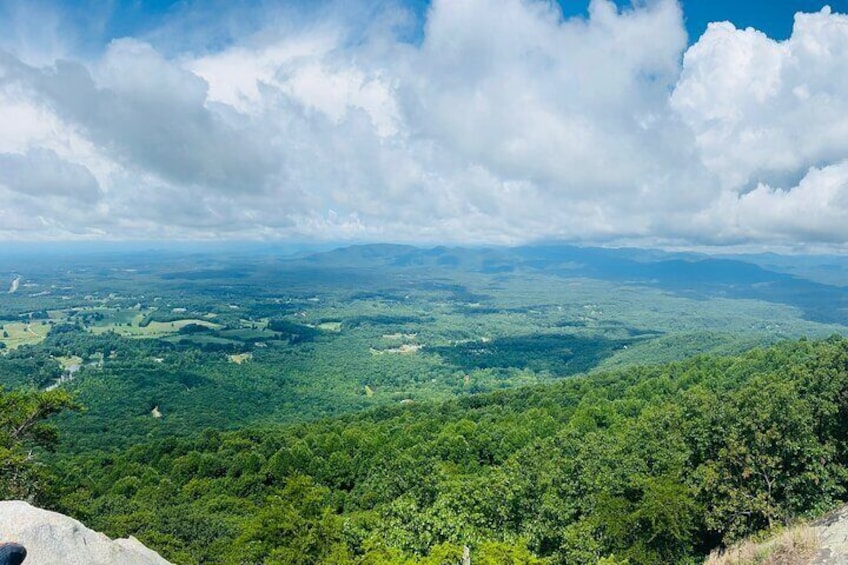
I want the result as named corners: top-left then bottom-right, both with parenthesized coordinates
top-left (3, 246), bottom-right (848, 563)
top-left (35, 337), bottom-right (848, 564)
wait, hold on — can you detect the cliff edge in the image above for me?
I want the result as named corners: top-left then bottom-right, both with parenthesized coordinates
top-left (0, 501), bottom-right (172, 565)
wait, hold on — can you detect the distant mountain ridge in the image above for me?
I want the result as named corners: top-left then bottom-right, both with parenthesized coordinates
top-left (298, 243), bottom-right (848, 325)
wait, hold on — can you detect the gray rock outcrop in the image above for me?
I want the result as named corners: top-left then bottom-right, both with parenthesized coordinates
top-left (812, 504), bottom-right (848, 565)
top-left (0, 501), bottom-right (172, 565)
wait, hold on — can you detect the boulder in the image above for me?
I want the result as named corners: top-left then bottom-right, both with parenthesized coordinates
top-left (0, 501), bottom-right (172, 565)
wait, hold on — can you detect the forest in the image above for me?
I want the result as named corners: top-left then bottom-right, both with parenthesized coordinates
top-left (2, 337), bottom-right (847, 564)
top-left (2, 244), bottom-right (848, 564)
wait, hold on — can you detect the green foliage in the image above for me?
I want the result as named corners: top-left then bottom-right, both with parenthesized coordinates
top-left (266, 319), bottom-right (320, 343)
top-left (0, 346), bottom-right (63, 388)
top-left (4, 248), bottom-right (848, 563)
top-left (431, 333), bottom-right (632, 374)
top-left (700, 376), bottom-right (845, 541)
top-left (42, 338), bottom-right (848, 564)
top-left (0, 387), bottom-right (77, 500)
top-left (2, 245), bottom-right (845, 455)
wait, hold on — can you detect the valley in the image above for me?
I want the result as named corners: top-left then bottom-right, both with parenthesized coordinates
top-left (2, 244), bottom-right (846, 452)
top-left (2, 243), bottom-right (848, 564)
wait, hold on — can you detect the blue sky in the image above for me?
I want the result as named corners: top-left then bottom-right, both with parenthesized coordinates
top-left (1, 0), bottom-right (848, 249)
top-left (8, 0), bottom-right (847, 54)
top-left (677, 0), bottom-right (848, 39)
top-left (571, 0), bottom-right (848, 40)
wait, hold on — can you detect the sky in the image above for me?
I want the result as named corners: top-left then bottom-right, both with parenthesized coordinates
top-left (1, 0), bottom-right (848, 250)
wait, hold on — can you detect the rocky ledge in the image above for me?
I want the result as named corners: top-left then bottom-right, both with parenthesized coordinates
top-left (812, 504), bottom-right (848, 564)
top-left (0, 501), bottom-right (171, 565)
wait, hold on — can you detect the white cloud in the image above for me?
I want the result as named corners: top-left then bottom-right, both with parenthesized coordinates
top-left (698, 161), bottom-right (848, 245)
top-left (673, 8), bottom-right (848, 191)
top-left (0, 148), bottom-right (100, 202)
top-left (0, 1), bottom-right (847, 248)
top-left (671, 6), bottom-right (848, 246)
top-left (189, 33), bottom-right (341, 114)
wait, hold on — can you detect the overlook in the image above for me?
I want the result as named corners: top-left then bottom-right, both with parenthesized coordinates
top-left (3, 0), bottom-right (848, 563)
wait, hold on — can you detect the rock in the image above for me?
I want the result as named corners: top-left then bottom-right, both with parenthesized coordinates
top-left (812, 504), bottom-right (848, 565)
top-left (0, 501), bottom-right (172, 565)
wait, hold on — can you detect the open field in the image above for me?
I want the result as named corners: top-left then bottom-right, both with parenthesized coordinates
top-left (228, 352), bottom-right (252, 364)
top-left (54, 355), bottom-right (84, 369)
top-left (0, 320), bottom-right (51, 350)
top-left (87, 317), bottom-right (222, 337)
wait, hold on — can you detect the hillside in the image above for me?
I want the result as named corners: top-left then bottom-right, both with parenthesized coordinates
top-left (4, 245), bottom-right (848, 563)
top-left (44, 337), bottom-right (848, 564)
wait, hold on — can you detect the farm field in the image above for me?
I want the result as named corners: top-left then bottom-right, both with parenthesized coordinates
top-left (0, 320), bottom-right (51, 349)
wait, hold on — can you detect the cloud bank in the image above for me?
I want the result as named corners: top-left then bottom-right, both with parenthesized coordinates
top-left (0, 0), bottom-right (847, 249)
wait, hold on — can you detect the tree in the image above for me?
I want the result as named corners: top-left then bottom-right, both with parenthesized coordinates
top-left (0, 388), bottom-right (78, 500)
top-left (701, 378), bottom-right (842, 542)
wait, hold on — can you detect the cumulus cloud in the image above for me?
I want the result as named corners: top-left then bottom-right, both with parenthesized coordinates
top-left (0, 0), bottom-right (846, 248)
top-left (0, 148), bottom-right (100, 202)
top-left (673, 8), bottom-right (848, 190)
top-left (673, 6), bottom-right (848, 246)
top-left (736, 162), bottom-right (848, 242)
top-left (9, 41), bottom-right (282, 194)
